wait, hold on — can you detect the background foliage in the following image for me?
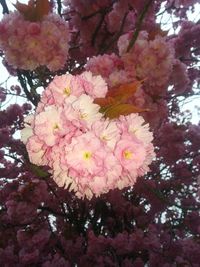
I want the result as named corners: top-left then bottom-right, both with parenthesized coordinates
top-left (0, 0), bottom-right (200, 266)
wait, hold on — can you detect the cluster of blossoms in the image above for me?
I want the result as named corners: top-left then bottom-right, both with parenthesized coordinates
top-left (0, 11), bottom-right (70, 71)
top-left (86, 31), bottom-right (176, 128)
top-left (87, 31), bottom-right (175, 94)
top-left (21, 72), bottom-right (155, 199)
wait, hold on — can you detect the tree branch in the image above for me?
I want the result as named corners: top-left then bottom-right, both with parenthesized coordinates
top-left (91, 12), bottom-right (106, 47)
top-left (17, 70), bottom-right (39, 106)
top-left (0, 0), bottom-right (9, 14)
top-left (56, 0), bottom-right (62, 17)
top-left (127, 0), bottom-right (153, 52)
top-left (100, 12), bottom-right (128, 54)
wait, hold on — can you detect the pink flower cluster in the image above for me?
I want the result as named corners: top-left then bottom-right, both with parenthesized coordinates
top-left (21, 72), bottom-right (155, 199)
top-left (0, 11), bottom-right (70, 71)
top-left (86, 31), bottom-right (176, 128)
top-left (86, 31), bottom-right (175, 94)
top-left (119, 32), bottom-right (175, 92)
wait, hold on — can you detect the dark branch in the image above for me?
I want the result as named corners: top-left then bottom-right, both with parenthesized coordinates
top-left (82, 9), bottom-right (102, 20)
top-left (100, 12), bottom-right (128, 54)
top-left (57, 0), bottom-right (62, 17)
top-left (0, 0), bottom-right (9, 14)
top-left (91, 12), bottom-right (106, 47)
top-left (127, 0), bottom-right (153, 52)
top-left (17, 70), bottom-right (38, 106)
top-left (90, 5), bottom-right (113, 47)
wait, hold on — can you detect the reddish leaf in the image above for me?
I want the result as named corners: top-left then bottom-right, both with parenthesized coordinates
top-left (14, 1), bottom-right (35, 21)
top-left (94, 97), bottom-right (115, 108)
top-left (94, 80), bottom-right (148, 118)
top-left (35, 0), bottom-right (51, 20)
top-left (14, 0), bottom-right (50, 22)
top-left (148, 24), bottom-right (168, 40)
top-left (105, 103), bottom-right (148, 119)
top-left (106, 80), bottom-right (142, 102)
top-left (14, 1), bottom-right (32, 13)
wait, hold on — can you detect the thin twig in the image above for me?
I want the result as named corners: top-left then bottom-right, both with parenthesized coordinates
top-left (17, 70), bottom-right (38, 106)
top-left (91, 12), bottom-right (106, 47)
top-left (127, 0), bottom-right (154, 52)
top-left (100, 12), bottom-right (128, 54)
top-left (45, 180), bottom-right (69, 221)
top-left (82, 9), bottom-right (103, 20)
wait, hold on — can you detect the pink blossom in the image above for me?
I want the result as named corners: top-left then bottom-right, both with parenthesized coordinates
top-left (34, 106), bottom-right (65, 147)
top-left (118, 114), bottom-right (154, 146)
top-left (103, 152), bottom-right (122, 187)
top-left (80, 71), bottom-right (108, 98)
top-left (109, 70), bottom-right (135, 87)
top-left (65, 132), bottom-right (106, 176)
top-left (68, 94), bottom-right (103, 129)
top-left (86, 54), bottom-right (123, 83)
top-left (20, 115), bottom-right (34, 144)
top-left (27, 22), bottom-right (41, 35)
top-left (117, 31), bottom-right (175, 94)
top-left (114, 136), bottom-right (146, 172)
top-left (92, 119), bottom-right (120, 149)
top-left (116, 174), bottom-right (137, 190)
top-left (138, 143), bottom-right (155, 176)
top-left (0, 12), bottom-right (70, 71)
top-left (52, 159), bottom-right (77, 191)
top-left (169, 59), bottom-right (190, 93)
top-left (89, 175), bottom-right (109, 196)
top-left (26, 136), bottom-right (48, 166)
top-left (47, 74), bottom-right (84, 105)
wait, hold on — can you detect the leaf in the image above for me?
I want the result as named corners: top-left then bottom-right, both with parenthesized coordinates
top-left (106, 80), bottom-right (142, 103)
top-left (94, 96), bottom-right (115, 108)
top-left (35, 0), bottom-right (51, 20)
top-left (105, 103), bottom-right (148, 119)
top-left (14, 1), bottom-right (35, 21)
top-left (14, 1), bottom-right (32, 13)
top-left (29, 163), bottom-right (49, 178)
top-left (94, 80), bottom-right (148, 118)
top-left (14, 0), bottom-right (50, 22)
top-left (148, 24), bottom-right (168, 40)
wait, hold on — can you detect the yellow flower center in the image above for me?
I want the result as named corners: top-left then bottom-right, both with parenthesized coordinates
top-left (53, 123), bottom-right (59, 130)
top-left (83, 151), bottom-right (92, 160)
top-left (102, 135), bottom-right (110, 141)
top-left (29, 40), bottom-right (38, 48)
top-left (130, 126), bottom-right (138, 134)
top-left (123, 150), bottom-right (132, 160)
top-left (64, 86), bottom-right (71, 96)
top-left (80, 113), bottom-right (88, 119)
